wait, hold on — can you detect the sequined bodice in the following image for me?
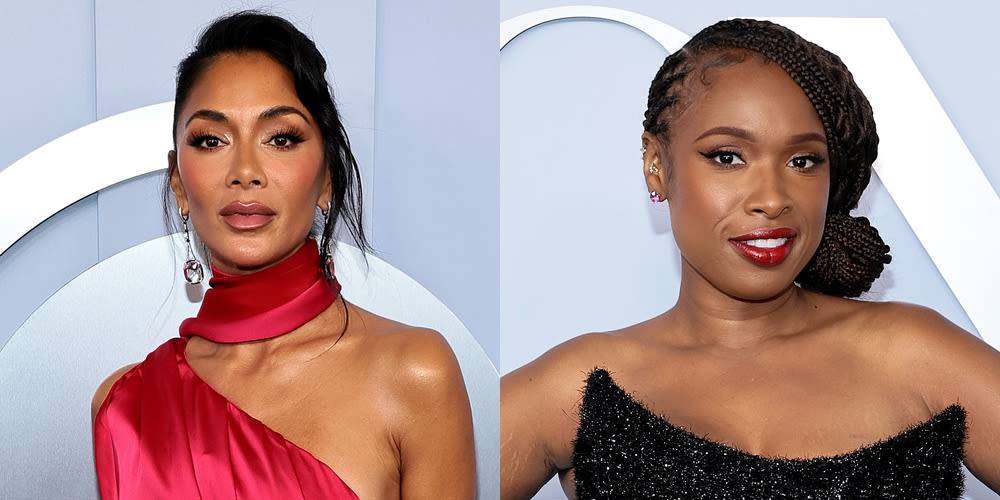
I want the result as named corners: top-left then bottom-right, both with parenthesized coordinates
top-left (573, 369), bottom-right (966, 500)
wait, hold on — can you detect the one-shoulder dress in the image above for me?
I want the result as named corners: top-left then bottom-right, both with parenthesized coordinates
top-left (573, 368), bottom-right (967, 500)
top-left (93, 337), bottom-right (358, 500)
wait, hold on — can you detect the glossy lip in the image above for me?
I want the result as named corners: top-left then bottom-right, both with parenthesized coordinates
top-left (219, 201), bottom-right (276, 231)
top-left (729, 227), bottom-right (797, 266)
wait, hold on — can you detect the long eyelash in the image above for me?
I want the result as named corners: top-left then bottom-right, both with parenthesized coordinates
top-left (700, 149), bottom-right (743, 166)
top-left (792, 154), bottom-right (828, 169)
top-left (269, 127), bottom-right (306, 144)
top-left (187, 133), bottom-right (220, 148)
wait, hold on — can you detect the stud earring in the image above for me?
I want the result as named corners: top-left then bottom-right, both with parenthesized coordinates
top-left (649, 191), bottom-right (661, 203)
top-left (321, 200), bottom-right (331, 218)
top-left (179, 208), bottom-right (204, 285)
top-left (648, 162), bottom-right (659, 174)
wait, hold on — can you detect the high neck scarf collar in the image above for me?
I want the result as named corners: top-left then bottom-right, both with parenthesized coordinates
top-left (179, 239), bottom-right (341, 343)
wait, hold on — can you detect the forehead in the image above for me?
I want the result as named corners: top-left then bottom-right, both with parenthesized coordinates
top-left (180, 51), bottom-right (305, 117)
top-left (674, 58), bottom-right (825, 142)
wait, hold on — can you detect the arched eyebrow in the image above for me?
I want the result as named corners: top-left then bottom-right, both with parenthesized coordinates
top-left (259, 105), bottom-right (310, 124)
top-left (183, 106), bottom-right (310, 128)
top-left (695, 126), bottom-right (826, 145)
top-left (696, 126), bottom-right (754, 141)
top-left (185, 109), bottom-right (227, 128)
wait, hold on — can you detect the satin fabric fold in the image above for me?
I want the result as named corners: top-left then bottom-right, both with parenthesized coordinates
top-left (179, 239), bottom-right (341, 344)
top-left (94, 337), bottom-right (358, 499)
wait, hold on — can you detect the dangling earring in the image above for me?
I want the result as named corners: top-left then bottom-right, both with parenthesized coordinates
top-left (649, 190), bottom-right (661, 203)
top-left (319, 201), bottom-right (335, 277)
top-left (179, 208), bottom-right (204, 285)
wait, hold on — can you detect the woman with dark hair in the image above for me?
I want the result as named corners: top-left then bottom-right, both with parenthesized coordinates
top-left (92, 11), bottom-right (475, 499)
top-left (501, 19), bottom-right (1000, 499)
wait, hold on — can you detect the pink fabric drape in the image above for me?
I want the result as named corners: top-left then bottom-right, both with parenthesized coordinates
top-left (94, 338), bottom-right (358, 499)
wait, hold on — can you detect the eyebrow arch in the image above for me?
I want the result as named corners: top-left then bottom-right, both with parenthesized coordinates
top-left (185, 109), bottom-right (227, 128)
top-left (695, 126), bottom-right (826, 145)
top-left (183, 106), bottom-right (311, 128)
top-left (259, 105), bottom-right (310, 124)
top-left (696, 126), bottom-right (755, 142)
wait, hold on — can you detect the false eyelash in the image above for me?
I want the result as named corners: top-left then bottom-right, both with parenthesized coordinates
top-left (700, 149), bottom-right (744, 167)
top-left (788, 154), bottom-right (828, 170)
top-left (267, 127), bottom-right (306, 145)
top-left (187, 133), bottom-right (224, 148)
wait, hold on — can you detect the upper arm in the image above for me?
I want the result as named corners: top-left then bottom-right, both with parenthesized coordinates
top-left (91, 364), bottom-right (137, 424)
top-left (500, 334), bottom-right (607, 500)
top-left (889, 304), bottom-right (1000, 489)
top-left (391, 329), bottom-right (476, 500)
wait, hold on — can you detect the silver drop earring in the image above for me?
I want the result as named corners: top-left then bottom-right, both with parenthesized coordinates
top-left (180, 208), bottom-right (204, 285)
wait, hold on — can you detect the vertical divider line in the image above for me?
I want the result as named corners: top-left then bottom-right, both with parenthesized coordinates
top-left (92, 0), bottom-right (101, 261)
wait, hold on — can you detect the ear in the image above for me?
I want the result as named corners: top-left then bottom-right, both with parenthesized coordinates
top-left (641, 131), bottom-right (669, 201)
top-left (167, 150), bottom-right (189, 214)
top-left (316, 165), bottom-right (332, 211)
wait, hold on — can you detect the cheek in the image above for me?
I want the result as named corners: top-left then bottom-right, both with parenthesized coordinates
top-left (176, 153), bottom-right (222, 209)
top-left (276, 150), bottom-right (327, 204)
top-left (801, 175), bottom-right (831, 225)
top-left (667, 166), bottom-right (740, 233)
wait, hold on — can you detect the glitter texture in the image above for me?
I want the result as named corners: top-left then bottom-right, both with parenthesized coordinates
top-left (573, 369), bottom-right (966, 499)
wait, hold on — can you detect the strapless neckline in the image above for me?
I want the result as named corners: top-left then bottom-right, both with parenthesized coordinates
top-left (589, 367), bottom-right (964, 463)
top-left (572, 368), bottom-right (967, 499)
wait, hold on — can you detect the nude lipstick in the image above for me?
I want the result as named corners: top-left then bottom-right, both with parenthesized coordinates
top-left (220, 201), bottom-right (275, 230)
top-left (729, 228), bottom-right (796, 265)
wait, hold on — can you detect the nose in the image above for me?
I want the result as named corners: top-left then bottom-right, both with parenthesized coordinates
top-left (226, 141), bottom-right (267, 188)
top-left (745, 164), bottom-right (790, 218)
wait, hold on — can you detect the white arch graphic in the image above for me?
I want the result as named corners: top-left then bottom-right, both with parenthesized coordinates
top-left (500, 8), bottom-right (1000, 347)
top-left (0, 101), bottom-right (173, 254)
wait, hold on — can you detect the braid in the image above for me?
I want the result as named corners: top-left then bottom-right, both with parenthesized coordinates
top-left (798, 214), bottom-right (892, 297)
top-left (645, 19), bottom-right (890, 297)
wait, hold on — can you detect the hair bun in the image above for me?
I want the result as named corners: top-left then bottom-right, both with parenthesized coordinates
top-left (796, 213), bottom-right (891, 297)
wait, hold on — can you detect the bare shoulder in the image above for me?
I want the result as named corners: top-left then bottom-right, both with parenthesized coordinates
top-left (501, 328), bottom-right (643, 475)
top-left (854, 300), bottom-right (975, 349)
top-left (348, 304), bottom-right (466, 400)
top-left (852, 300), bottom-right (999, 405)
top-left (91, 363), bottom-right (138, 421)
top-left (506, 328), bottom-right (641, 387)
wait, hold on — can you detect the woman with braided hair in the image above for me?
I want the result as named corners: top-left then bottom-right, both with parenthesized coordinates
top-left (501, 18), bottom-right (1000, 499)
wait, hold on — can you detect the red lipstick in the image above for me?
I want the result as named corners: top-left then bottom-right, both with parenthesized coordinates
top-left (219, 201), bottom-right (275, 230)
top-left (729, 228), bottom-right (797, 266)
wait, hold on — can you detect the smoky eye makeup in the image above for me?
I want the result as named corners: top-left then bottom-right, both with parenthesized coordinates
top-left (186, 129), bottom-right (227, 150)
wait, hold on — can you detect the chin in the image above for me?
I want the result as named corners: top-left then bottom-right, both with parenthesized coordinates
top-left (721, 275), bottom-right (800, 303)
top-left (208, 241), bottom-right (287, 274)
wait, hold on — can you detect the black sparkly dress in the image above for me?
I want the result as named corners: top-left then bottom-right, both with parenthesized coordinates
top-left (573, 369), bottom-right (967, 500)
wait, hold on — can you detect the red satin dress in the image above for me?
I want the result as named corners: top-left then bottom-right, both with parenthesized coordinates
top-left (94, 240), bottom-right (358, 499)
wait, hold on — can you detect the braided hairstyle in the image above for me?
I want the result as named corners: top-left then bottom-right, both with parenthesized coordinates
top-left (644, 19), bottom-right (891, 298)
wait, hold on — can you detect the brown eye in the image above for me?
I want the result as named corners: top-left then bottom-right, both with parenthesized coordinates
top-left (701, 150), bottom-right (746, 166)
top-left (188, 134), bottom-right (224, 149)
top-left (266, 133), bottom-right (303, 149)
top-left (787, 155), bottom-right (824, 169)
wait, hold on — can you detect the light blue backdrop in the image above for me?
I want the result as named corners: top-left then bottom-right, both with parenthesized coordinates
top-left (0, 1), bottom-right (498, 498)
top-left (500, 2), bottom-right (1000, 499)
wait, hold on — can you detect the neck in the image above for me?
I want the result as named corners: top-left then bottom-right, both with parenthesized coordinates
top-left (665, 262), bottom-right (816, 351)
top-left (179, 239), bottom-right (341, 343)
